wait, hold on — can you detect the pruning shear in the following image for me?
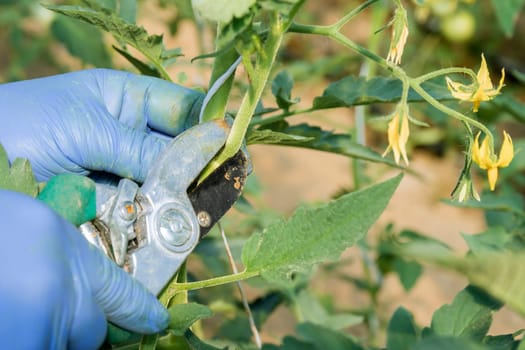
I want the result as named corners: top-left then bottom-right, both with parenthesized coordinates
top-left (78, 120), bottom-right (248, 295)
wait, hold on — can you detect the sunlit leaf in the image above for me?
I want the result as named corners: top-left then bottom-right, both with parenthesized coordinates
top-left (191, 0), bottom-right (256, 23)
top-left (430, 286), bottom-right (501, 341)
top-left (242, 174), bottom-right (402, 284)
top-left (412, 336), bottom-right (489, 350)
top-left (0, 143), bottom-right (38, 197)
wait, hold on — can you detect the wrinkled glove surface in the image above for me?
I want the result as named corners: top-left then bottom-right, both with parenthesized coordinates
top-left (0, 69), bottom-right (205, 349)
top-left (0, 69), bottom-right (203, 182)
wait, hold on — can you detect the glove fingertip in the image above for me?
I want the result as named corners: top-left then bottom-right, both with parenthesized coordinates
top-left (145, 298), bottom-right (170, 333)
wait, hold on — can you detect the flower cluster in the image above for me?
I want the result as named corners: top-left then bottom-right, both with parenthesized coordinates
top-left (446, 54), bottom-right (505, 112)
top-left (383, 53), bottom-right (514, 199)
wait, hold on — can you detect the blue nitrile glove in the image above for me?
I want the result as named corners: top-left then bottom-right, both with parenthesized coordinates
top-left (0, 190), bottom-right (169, 349)
top-left (0, 69), bottom-right (205, 349)
top-left (0, 68), bottom-right (203, 182)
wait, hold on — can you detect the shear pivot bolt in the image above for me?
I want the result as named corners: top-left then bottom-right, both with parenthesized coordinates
top-left (197, 211), bottom-right (212, 228)
top-left (158, 209), bottom-right (192, 247)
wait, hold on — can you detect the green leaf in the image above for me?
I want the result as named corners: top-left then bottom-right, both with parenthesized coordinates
top-left (430, 286), bottom-right (501, 341)
top-left (246, 128), bottom-right (314, 145)
top-left (242, 174), bottom-right (402, 284)
top-left (51, 15), bottom-right (112, 67)
top-left (461, 227), bottom-right (513, 254)
top-left (167, 303), bottom-right (213, 336)
top-left (296, 322), bottom-right (365, 350)
top-left (113, 45), bottom-right (162, 78)
top-left (139, 333), bottom-right (159, 350)
top-left (412, 336), bottom-right (489, 350)
top-left (295, 290), bottom-right (363, 330)
top-left (272, 71), bottom-right (300, 110)
top-left (191, 0), bottom-right (256, 23)
top-left (453, 254), bottom-right (525, 318)
top-left (184, 329), bottom-right (226, 350)
top-left (44, 3), bottom-right (175, 80)
top-left (484, 333), bottom-right (522, 350)
top-left (492, 94), bottom-right (525, 124)
top-left (392, 258), bottom-right (423, 291)
top-left (262, 337), bottom-right (317, 350)
top-left (256, 123), bottom-right (402, 167)
top-left (386, 307), bottom-right (418, 350)
top-left (489, 0), bottom-right (525, 37)
top-left (0, 143), bottom-right (38, 197)
top-left (312, 76), bottom-right (452, 109)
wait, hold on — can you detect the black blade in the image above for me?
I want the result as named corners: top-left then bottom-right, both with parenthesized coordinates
top-left (188, 151), bottom-right (248, 238)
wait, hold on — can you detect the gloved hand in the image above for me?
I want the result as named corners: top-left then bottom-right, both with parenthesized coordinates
top-left (0, 68), bottom-right (203, 182)
top-left (0, 69), bottom-right (205, 349)
top-left (0, 190), bottom-right (169, 349)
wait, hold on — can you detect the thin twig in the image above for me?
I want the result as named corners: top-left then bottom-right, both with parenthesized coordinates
top-left (218, 223), bottom-right (262, 348)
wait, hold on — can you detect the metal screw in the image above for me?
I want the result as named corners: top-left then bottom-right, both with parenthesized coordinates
top-left (158, 209), bottom-right (192, 246)
top-left (197, 211), bottom-right (212, 228)
top-left (119, 201), bottom-right (137, 221)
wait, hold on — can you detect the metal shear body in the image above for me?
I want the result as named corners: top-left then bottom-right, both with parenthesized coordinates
top-left (80, 120), bottom-right (248, 295)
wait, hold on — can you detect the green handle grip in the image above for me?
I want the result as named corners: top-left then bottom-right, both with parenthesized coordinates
top-left (37, 174), bottom-right (96, 226)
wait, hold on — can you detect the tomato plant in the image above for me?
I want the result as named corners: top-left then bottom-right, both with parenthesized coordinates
top-left (2, 0), bottom-right (525, 349)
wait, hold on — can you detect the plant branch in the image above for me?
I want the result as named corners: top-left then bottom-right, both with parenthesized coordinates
top-left (168, 270), bottom-right (260, 293)
top-left (331, 0), bottom-right (380, 31)
top-left (415, 67), bottom-right (478, 84)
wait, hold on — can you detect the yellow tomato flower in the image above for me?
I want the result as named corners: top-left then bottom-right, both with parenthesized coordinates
top-left (446, 53), bottom-right (505, 112)
top-left (387, 7), bottom-right (409, 65)
top-left (472, 131), bottom-right (514, 191)
top-left (383, 106), bottom-right (410, 165)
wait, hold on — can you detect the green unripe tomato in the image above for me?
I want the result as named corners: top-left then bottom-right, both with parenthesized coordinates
top-left (430, 0), bottom-right (457, 17)
top-left (441, 10), bottom-right (476, 43)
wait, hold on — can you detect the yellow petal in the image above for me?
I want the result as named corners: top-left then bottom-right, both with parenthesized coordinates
top-left (497, 131), bottom-right (513, 167)
top-left (487, 167), bottom-right (498, 191)
top-left (496, 68), bottom-right (505, 93)
top-left (477, 53), bottom-right (493, 90)
top-left (446, 77), bottom-right (473, 100)
top-left (398, 112), bottom-right (410, 165)
top-left (387, 115), bottom-right (401, 164)
top-left (471, 132), bottom-right (482, 166)
top-left (472, 100), bottom-right (481, 112)
top-left (479, 134), bottom-right (494, 169)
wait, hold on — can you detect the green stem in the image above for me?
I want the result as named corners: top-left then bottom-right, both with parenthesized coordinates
top-left (199, 12), bottom-right (286, 181)
top-left (408, 80), bottom-right (493, 144)
top-left (415, 67), bottom-right (477, 84)
top-left (165, 270), bottom-right (260, 295)
top-left (331, 0), bottom-right (381, 31)
top-left (288, 21), bottom-right (494, 145)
